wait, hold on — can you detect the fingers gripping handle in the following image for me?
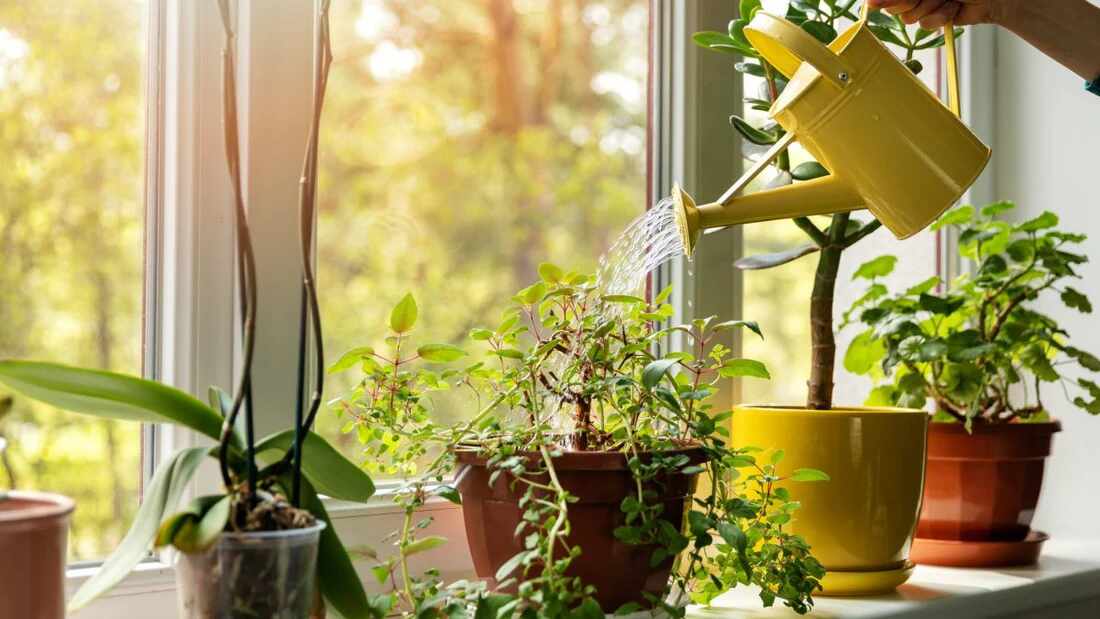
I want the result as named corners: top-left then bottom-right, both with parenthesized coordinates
top-left (743, 12), bottom-right (854, 87)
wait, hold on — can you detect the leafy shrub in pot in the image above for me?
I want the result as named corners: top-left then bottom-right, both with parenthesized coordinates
top-left (330, 267), bottom-right (829, 616)
top-left (846, 201), bottom-right (1098, 563)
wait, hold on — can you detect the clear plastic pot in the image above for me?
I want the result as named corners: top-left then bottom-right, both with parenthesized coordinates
top-left (175, 521), bottom-right (325, 619)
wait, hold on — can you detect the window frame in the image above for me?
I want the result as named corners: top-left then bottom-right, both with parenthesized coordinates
top-left (66, 0), bottom-right (999, 614)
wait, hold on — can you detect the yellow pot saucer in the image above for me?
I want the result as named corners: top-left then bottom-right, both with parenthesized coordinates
top-left (817, 562), bottom-right (915, 597)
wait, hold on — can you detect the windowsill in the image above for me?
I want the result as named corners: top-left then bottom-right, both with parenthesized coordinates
top-left (685, 540), bottom-right (1100, 618)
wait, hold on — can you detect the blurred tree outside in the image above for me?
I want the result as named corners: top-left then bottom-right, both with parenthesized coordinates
top-left (0, 1), bottom-right (145, 561)
top-left (316, 0), bottom-right (650, 462)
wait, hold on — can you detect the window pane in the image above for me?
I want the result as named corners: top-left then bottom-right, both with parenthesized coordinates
top-left (0, 1), bottom-right (146, 561)
top-left (317, 0), bottom-right (648, 467)
top-left (739, 74), bottom-right (814, 406)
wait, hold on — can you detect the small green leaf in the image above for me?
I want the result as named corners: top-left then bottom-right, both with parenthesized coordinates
top-left (390, 293), bottom-right (418, 333)
top-left (853, 255), bottom-right (897, 280)
top-left (844, 330), bottom-right (886, 375)
top-left (402, 535), bottom-right (447, 557)
top-left (730, 115), bottom-right (778, 145)
top-left (800, 20), bottom-right (837, 43)
top-left (981, 201), bottom-right (1015, 217)
top-left (437, 485), bottom-right (462, 505)
top-left (1017, 211), bottom-right (1059, 232)
top-left (601, 294), bottom-right (646, 304)
top-left (1062, 287), bottom-right (1093, 314)
top-left (770, 449), bottom-right (785, 465)
top-left (735, 244), bottom-right (820, 270)
top-left (931, 205), bottom-right (975, 230)
top-left (791, 161), bottom-right (829, 181)
top-left (469, 328), bottom-right (494, 341)
top-left (328, 346), bottom-right (376, 374)
top-left (417, 344), bottom-right (468, 363)
top-left (789, 468), bottom-right (830, 482)
top-left (642, 359), bottom-right (679, 389)
top-left (538, 262), bottom-right (564, 283)
top-left (719, 359), bottom-right (770, 379)
top-left (712, 320), bottom-right (764, 339)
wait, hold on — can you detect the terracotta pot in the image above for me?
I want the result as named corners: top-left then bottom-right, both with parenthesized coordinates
top-left (731, 406), bottom-right (928, 596)
top-left (455, 446), bottom-right (704, 612)
top-left (917, 421), bottom-right (1060, 541)
top-left (0, 491), bottom-right (75, 619)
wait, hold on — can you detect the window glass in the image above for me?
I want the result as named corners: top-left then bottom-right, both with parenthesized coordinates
top-left (739, 73), bottom-right (815, 406)
top-left (0, 1), bottom-right (146, 561)
top-left (317, 0), bottom-right (648, 465)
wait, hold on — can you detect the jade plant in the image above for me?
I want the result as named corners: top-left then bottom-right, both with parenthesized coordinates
top-left (0, 2), bottom-right (380, 617)
top-left (693, 0), bottom-right (962, 409)
top-left (330, 266), bottom-right (829, 617)
top-left (844, 202), bottom-right (1100, 424)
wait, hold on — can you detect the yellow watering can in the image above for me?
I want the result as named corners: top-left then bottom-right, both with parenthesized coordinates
top-left (673, 8), bottom-right (991, 254)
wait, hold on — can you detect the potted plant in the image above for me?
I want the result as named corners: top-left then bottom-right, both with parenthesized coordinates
top-left (689, 0), bottom-right (958, 595)
top-left (845, 201), bottom-right (1098, 567)
top-left (0, 2), bottom-right (380, 617)
top-left (329, 269), bottom-right (829, 616)
top-left (0, 394), bottom-right (76, 619)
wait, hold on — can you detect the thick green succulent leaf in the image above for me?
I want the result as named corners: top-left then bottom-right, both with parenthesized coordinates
top-left (256, 430), bottom-right (374, 503)
top-left (293, 477), bottom-right (379, 619)
top-left (735, 244), bottom-right (819, 270)
top-left (69, 446), bottom-right (209, 611)
top-left (0, 361), bottom-right (224, 442)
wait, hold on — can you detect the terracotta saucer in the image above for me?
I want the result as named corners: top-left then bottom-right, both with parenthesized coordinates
top-left (911, 530), bottom-right (1049, 567)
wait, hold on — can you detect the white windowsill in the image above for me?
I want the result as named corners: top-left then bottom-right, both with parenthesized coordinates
top-left (688, 540), bottom-right (1100, 618)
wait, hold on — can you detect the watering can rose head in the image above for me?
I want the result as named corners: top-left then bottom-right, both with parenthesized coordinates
top-left (676, 6), bottom-right (990, 257)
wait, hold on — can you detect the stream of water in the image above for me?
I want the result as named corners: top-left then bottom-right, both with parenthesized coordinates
top-left (595, 196), bottom-right (686, 296)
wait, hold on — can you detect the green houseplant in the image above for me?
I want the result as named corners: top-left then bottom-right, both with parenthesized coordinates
top-left (329, 268), bottom-right (829, 617)
top-left (845, 201), bottom-right (1099, 565)
top-left (688, 0), bottom-right (960, 593)
top-left (0, 2), bottom-right (381, 617)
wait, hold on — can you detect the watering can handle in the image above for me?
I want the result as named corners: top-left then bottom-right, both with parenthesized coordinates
top-left (747, 8), bottom-right (964, 117)
top-left (855, 4), bottom-right (963, 118)
top-left (743, 13), bottom-right (855, 88)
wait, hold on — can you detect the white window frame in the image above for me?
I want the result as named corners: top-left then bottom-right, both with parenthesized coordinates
top-left (66, 1), bottom-right (999, 616)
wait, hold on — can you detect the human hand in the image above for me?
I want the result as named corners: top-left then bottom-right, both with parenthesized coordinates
top-left (864, 0), bottom-right (1013, 29)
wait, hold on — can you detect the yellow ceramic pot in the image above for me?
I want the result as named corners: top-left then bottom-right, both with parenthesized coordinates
top-left (731, 405), bottom-right (928, 596)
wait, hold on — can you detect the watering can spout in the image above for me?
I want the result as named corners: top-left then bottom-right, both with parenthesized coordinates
top-left (673, 176), bottom-right (863, 256)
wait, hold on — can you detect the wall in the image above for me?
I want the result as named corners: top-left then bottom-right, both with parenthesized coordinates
top-left (994, 14), bottom-right (1100, 539)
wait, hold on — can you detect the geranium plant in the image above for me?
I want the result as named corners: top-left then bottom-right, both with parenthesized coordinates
top-left (844, 202), bottom-right (1100, 424)
top-left (330, 266), bottom-right (829, 617)
top-left (693, 0), bottom-right (962, 409)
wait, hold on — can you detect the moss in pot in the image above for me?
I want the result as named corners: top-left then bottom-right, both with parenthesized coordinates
top-left (846, 201), bottom-right (1099, 566)
top-left (329, 266), bottom-right (829, 616)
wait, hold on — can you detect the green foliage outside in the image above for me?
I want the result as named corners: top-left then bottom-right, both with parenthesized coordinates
top-left (844, 202), bottom-right (1100, 425)
top-left (0, 1), bottom-right (145, 561)
top-left (315, 0), bottom-right (649, 463)
top-left (330, 269), bottom-right (828, 616)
